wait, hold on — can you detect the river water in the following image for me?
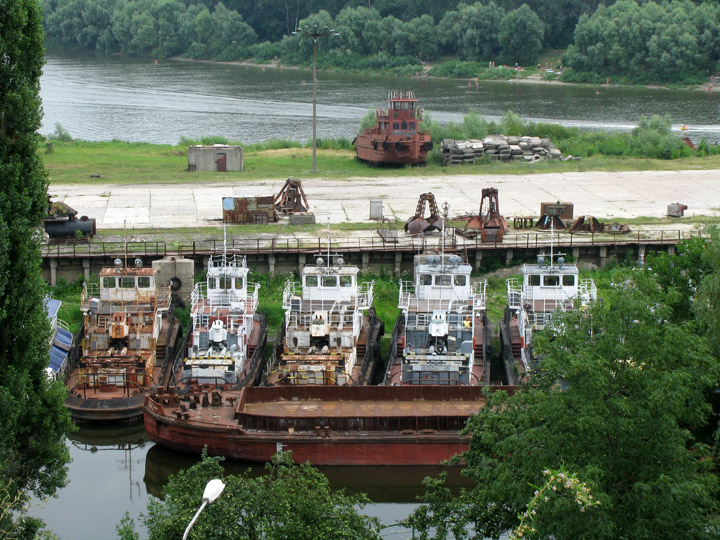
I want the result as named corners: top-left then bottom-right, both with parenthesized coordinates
top-left (29, 425), bottom-right (469, 540)
top-left (40, 53), bottom-right (720, 145)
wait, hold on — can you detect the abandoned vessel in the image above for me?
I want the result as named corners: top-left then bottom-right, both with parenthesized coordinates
top-left (500, 254), bottom-right (597, 384)
top-left (384, 254), bottom-right (491, 386)
top-left (144, 384), bottom-right (514, 466)
top-left (354, 91), bottom-right (433, 166)
top-left (264, 255), bottom-right (383, 386)
top-left (170, 254), bottom-right (267, 390)
top-left (65, 261), bottom-right (181, 422)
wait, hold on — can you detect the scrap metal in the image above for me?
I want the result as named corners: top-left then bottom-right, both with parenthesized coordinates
top-left (405, 192), bottom-right (444, 235)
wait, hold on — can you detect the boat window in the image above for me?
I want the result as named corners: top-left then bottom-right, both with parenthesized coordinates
top-left (529, 275), bottom-right (541, 286)
top-left (401, 121), bottom-right (407, 129)
top-left (234, 277), bottom-right (244, 289)
top-left (435, 275), bottom-right (452, 286)
top-left (393, 122), bottom-right (399, 130)
top-left (306, 275), bottom-right (318, 287)
top-left (219, 276), bottom-right (229, 290)
top-left (563, 275), bottom-right (575, 286)
top-left (420, 274), bottom-right (432, 286)
top-left (543, 275), bottom-right (560, 286)
top-left (410, 122), bottom-right (416, 130)
top-left (340, 275), bottom-right (353, 287)
top-left (208, 277), bottom-right (217, 289)
top-left (454, 275), bottom-right (467, 286)
top-left (322, 276), bottom-right (337, 287)
top-left (121, 277), bottom-right (136, 288)
top-left (102, 277), bottom-right (116, 288)
top-left (138, 277), bottom-right (151, 288)
top-left (393, 111), bottom-right (398, 118)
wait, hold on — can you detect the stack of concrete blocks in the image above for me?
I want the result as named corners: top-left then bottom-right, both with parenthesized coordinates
top-left (441, 135), bottom-right (562, 165)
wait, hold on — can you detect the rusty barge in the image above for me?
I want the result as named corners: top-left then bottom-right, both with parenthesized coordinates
top-left (354, 91), bottom-right (433, 166)
top-left (144, 385), bottom-right (514, 465)
top-left (65, 262), bottom-right (181, 423)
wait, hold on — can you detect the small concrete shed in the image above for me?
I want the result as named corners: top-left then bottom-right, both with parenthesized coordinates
top-left (187, 145), bottom-right (243, 172)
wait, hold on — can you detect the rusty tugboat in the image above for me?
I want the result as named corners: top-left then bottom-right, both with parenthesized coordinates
top-left (354, 91), bottom-right (433, 166)
top-left (169, 254), bottom-right (267, 390)
top-left (384, 253), bottom-right (491, 386)
top-left (263, 253), bottom-right (383, 386)
top-left (65, 260), bottom-right (181, 423)
top-left (143, 251), bottom-right (502, 466)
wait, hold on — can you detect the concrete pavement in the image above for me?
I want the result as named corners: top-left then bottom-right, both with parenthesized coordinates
top-left (49, 170), bottom-right (719, 230)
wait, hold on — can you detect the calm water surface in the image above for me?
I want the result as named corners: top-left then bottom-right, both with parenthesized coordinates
top-left (29, 425), bottom-right (471, 540)
top-left (40, 53), bottom-right (720, 144)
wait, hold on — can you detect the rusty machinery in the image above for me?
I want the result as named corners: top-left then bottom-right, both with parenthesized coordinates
top-left (275, 179), bottom-right (310, 215)
top-left (463, 187), bottom-right (509, 241)
top-left (44, 195), bottom-right (96, 239)
top-left (405, 192), bottom-right (445, 235)
top-left (569, 215), bottom-right (630, 234)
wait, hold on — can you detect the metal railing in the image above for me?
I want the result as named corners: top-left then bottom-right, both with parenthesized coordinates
top-left (42, 229), bottom-right (703, 259)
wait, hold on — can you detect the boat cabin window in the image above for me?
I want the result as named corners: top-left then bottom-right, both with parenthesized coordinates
top-left (322, 276), bottom-right (337, 287)
top-left (420, 274), bottom-right (432, 286)
top-left (208, 277), bottom-right (216, 289)
top-left (103, 277), bottom-right (116, 288)
top-left (305, 276), bottom-right (318, 287)
top-left (454, 275), bottom-right (467, 286)
top-left (410, 122), bottom-right (416, 130)
top-left (543, 275), bottom-right (560, 286)
top-left (435, 275), bottom-right (452, 286)
top-left (529, 275), bottom-right (541, 286)
top-left (401, 121), bottom-right (407, 129)
top-left (563, 275), bottom-right (575, 286)
top-left (340, 275), bottom-right (353, 287)
top-left (393, 122), bottom-right (399, 130)
top-left (138, 277), bottom-right (151, 288)
top-left (234, 277), bottom-right (244, 289)
top-left (121, 277), bottom-right (136, 288)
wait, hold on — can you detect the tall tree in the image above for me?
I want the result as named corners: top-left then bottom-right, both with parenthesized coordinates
top-left (408, 264), bottom-right (720, 539)
top-left (0, 0), bottom-right (73, 525)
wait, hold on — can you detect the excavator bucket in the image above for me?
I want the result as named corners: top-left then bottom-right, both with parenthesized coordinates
top-left (404, 192), bottom-right (444, 235)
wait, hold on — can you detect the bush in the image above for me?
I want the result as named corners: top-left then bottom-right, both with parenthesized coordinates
top-left (48, 122), bottom-right (73, 142)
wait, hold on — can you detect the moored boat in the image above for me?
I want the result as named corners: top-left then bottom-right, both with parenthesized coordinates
top-left (263, 254), bottom-right (383, 386)
top-left (354, 91), bottom-right (433, 166)
top-left (384, 254), bottom-right (490, 386)
top-left (500, 254), bottom-right (597, 384)
top-left (64, 261), bottom-right (181, 423)
top-left (169, 254), bottom-right (267, 390)
top-left (144, 385), bottom-right (515, 466)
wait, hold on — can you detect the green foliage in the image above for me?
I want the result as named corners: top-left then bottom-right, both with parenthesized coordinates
top-left (132, 451), bottom-right (381, 540)
top-left (0, 0), bottom-right (74, 519)
top-left (409, 259), bottom-right (720, 539)
top-left (565, 0), bottom-right (720, 84)
top-left (499, 4), bottom-right (544, 65)
top-left (47, 123), bottom-right (72, 143)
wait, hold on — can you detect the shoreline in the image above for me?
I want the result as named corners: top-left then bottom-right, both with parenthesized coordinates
top-left (166, 55), bottom-right (719, 93)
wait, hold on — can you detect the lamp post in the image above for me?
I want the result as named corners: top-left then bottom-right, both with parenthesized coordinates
top-left (182, 478), bottom-right (225, 540)
top-left (293, 24), bottom-right (338, 173)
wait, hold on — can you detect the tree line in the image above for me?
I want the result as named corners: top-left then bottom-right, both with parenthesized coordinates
top-left (42, 0), bottom-right (720, 83)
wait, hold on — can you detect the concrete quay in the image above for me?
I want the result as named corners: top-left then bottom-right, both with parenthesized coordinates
top-left (49, 169), bottom-right (719, 230)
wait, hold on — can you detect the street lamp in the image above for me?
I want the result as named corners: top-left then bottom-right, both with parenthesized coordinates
top-left (293, 24), bottom-right (339, 173)
top-left (182, 478), bottom-right (225, 540)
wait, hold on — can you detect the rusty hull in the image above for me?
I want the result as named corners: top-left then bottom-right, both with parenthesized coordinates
top-left (144, 385), bottom-right (516, 465)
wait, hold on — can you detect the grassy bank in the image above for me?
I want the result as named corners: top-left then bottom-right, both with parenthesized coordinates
top-left (43, 140), bottom-right (720, 186)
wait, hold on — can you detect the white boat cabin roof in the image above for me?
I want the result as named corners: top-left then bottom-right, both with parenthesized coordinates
top-left (412, 254), bottom-right (473, 302)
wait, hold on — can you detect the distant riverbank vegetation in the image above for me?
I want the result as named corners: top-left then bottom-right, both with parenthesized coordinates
top-left (41, 0), bottom-right (720, 85)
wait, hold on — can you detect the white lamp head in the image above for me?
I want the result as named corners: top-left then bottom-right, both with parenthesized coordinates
top-left (202, 479), bottom-right (225, 504)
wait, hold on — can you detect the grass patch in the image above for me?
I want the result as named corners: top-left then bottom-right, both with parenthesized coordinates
top-left (43, 140), bottom-right (720, 187)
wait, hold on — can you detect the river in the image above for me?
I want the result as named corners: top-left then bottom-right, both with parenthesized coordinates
top-left (29, 425), bottom-right (470, 540)
top-left (40, 53), bottom-right (720, 145)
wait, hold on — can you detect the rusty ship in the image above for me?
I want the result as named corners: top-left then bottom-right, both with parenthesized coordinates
top-left (384, 253), bottom-right (491, 386)
top-left (354, 91), bottom-right (433, 166)
top-left (263, 253), bottom-right (383, 386)
top-left (65, 261), bottom-right (181, 423)
top-left (144, 384), bottom-right (515, 466)
top-left (169, 254), bottom-right (267, 391)
top-left (501, 253), bottom-right (597, 384)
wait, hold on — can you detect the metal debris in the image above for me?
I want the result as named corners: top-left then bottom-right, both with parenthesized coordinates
top-left (405, 192), bottom-right (444, 235)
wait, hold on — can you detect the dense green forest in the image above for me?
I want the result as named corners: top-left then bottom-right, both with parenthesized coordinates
top-left (40, 0), bottom-right (720, 84)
